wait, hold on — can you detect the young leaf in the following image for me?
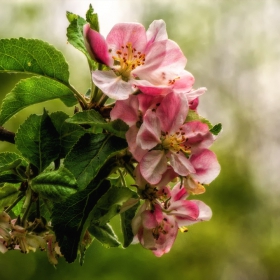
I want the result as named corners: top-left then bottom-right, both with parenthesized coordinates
top-left (90, 186), bottom-right (136, 226)
top-left (86, 4), bottom-right (99, 32)
top-left (67, 110), bottom-right (129, 139)
top-left (210, 123), bottom-right (223, 136)
top-left (121, 198), bottom-right (140, 248)
top-left (0, 152), bottom-right (27, 173)
top-left (64, 133), bottom-right (127, 190)
top-left (15, 110), bottom-right (60, 173)
top-left (0, 183), bottom-right (20, 211)
top-left (66, 12), bottom-right (97, 70)
top-left (50, 111), bottom-right (85, 158)
top-left (0, 76), bottom-right (77, 125)
top-left (31, 167), bottom-right (78, 202)
top-left (88, 223), bottom-right (121, 248)
top-left (0, 38), bottom-right (70, 84)
top-left (52, 166), bottom-right (112, 263)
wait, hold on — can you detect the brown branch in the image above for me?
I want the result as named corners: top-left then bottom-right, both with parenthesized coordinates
top-left (0, 126), bottom-right (15, 144)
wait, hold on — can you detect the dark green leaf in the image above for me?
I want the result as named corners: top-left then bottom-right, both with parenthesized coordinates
top-left (90, 186), bottom-right (135, 226)
top-left (86, 4), bottom-right (99, 32)
top-left (0, 76), bottom-right (77, 125)
top-left (50, 111), bottom-right (85, 158)
top-left (0, 184), bottom-right (20, 211)
top-left (66, 12), bottom-right (97, 70)
top-left (64, 133), bottom-right (127, 190)
top-left (0, 152), bottom-right (27, 173)
top-left (88, 223), bottom-right (121, 248)
top-left (0, 38), bottom-right (70, 84)
top-left (0, 172), bottom-right (24, 184)
top-left (52, 166), bottom-right (112, 263)
top-left (31, 167), bottom-right (78, 202)
top-left (67, 110), bottom-right (129, 138)
top-left (121, 198), bottom-right (140, 247)
top-left (210, 123), bottom-right (223, 136)
top-left (15, 110), bottom-right (60, 172)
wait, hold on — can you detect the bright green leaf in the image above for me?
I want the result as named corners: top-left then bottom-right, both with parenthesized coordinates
top-left (0, 183), bottom-right (20, 211)
top-left (31, 167), bottom-right (78, 202)
top-left (0, 38), bottom-right (70, 84)
top-left (15, 110), bottom-right (60, 173)
top-left (67, 110), bottom-right (129, 138)
top-left (0, 76), bottom-right (77, 125)
top-left (50, 111), bottom-right (85, 158)
top-left (88, 223), bottom-right (121, 248)
top-left (210, 123), bottom-right (223, 135)
top-left (64, 133), bottom-right (127, 190)
top-left (86, 4), bottom-right (99, 32)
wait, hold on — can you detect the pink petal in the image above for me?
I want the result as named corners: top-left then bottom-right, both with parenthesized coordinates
top-left (133, 80), bottom-right (172, 96)
top-left (92, 70), bottom-right (133, 100)
top-left (83, 24), bottom-right (111, 65)
top-left (192, 200), bottom-right (212, 221)
top-left (106, 22), bottom-right (147, 53)
top-left (170, 182), bottom-right (188, 202)
top-left (110, 95), bottom-right (139, 126)
top-left (169, 200), bottom-right (200, 223)
top-left (156, 92), bottom-right (188, 133)
top-left (140, 150), bottom-right (167, 184)
top-left (172, 70), bottom-right (195, 93)
top-left (137, 109), bottom-right (161, 150)
top-left (190, 149), bottom-right (221, 184)
top-left (146, 20), bottom-right (168, 46)
top-left (185, 87), bottom-right (207, 102)
top-left (169, 152), bottom-right (195, 176)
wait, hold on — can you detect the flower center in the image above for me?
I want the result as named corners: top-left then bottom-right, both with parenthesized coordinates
top-left (111, 42), bottom-right (145, 81)
top-left (161, 129), bottom-right (191, 154)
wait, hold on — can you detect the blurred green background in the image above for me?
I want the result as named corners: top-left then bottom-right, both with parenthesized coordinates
top-left (1, 0), bottom-right (280, 279)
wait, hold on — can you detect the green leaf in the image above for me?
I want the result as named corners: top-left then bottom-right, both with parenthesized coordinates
top-left (210, 123), bottom-right (223, 135)
top-left (0, 76), bottom-right (77, 125)
top-left (67, 110), bottom-right (129, 138)
top-left (66, 12), bottom-right (97, 70)
top-left (15, 110), bottom-right (60, 173)
top-left (64, 133), bottom-right (127, 190)
top-left (90, 186), bottom-right (135, 226)
top-left (121, 198), bottom-right (140, 248)
top-left (0, 172), bottom-right (24, 184)
top-left (88, 223), bottom-right (121, 248)
top-left (0, 183), bottom-right (20, 211)
top-left (52, 166), bottom-right (112, 263)
top-left (31, 167), bottom-right (78, 202)
top-left (0, 152), bottom-right (27, 173)
top-left (50, 111), bottom-right (85, 158)
top-left (86, 4), bottom-right (99, 32)
top-left (186, 109), bottom-right (213, 128)
top-left (0, 38), bottom-right (70, 84)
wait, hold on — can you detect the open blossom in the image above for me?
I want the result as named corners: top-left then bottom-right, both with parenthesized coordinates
top-left (84, 20), bottom-right (194, 100)
top-left (132, 183), bottom-right (212, 257)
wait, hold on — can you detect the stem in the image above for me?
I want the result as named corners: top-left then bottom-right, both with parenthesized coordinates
top-left (118, 169), bottom-right (127, 187)
top-left (0, 126), bottom-right (15, 144)
top-left (36, 197), bottom-right (40, 219)
top-left (4, 193), bottom-right (25, 213)
top-left (21, 187), bottom-right (32, 226)
top-left (96, 93), bottom-right (109, 107)
top-left (68, 84), bottom-right (88, 109)
top-left (124, 162), bottom-right (135, 179)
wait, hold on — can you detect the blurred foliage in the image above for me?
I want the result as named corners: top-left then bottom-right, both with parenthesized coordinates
top-left (1, 0), bottom-right (280, 280)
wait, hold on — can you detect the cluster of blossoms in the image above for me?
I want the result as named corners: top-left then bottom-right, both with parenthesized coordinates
top-left (84, 19), bottom-right (221, 256)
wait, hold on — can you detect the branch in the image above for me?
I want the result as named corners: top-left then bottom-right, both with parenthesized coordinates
top-left (0, 126), bottom-right (15, 144)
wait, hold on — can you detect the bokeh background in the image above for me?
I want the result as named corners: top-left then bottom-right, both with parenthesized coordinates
top-left (1, 0), bottom-right (280, 279)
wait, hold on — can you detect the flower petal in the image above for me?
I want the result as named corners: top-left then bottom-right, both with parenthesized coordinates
top-left (146, 19), bottom-right (168, 46)
top-left (170, 152), bottom-right (195, 176)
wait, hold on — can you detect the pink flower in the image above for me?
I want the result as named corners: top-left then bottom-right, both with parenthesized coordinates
top-left (132, 183), bottom-right (212, 257)
top-left (84, 20), bottom-right (191, 100)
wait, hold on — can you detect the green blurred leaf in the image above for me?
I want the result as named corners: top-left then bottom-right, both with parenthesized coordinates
top-left (0, 76), bottom-right (77, 125)
top-left (210, 123), bottom-right (222, 135)
top-left (186, 109), bottom-right (213, 128)
top-left (121, 198), bottom-right (140, 248)
top-left (31, 167), bottom-right (78, 202)
top-left (0, 152), bottom-right (27, 173)
top-left (86, 4), bottom-right (99, 32)
top-left (90, 186), bottom-right (135, 226)
top-left (67, 110), bottom-right (129, 138)
top-left (88, 223), bottom-right (121, 248)
top-left (0, 38), bottom-right (70, 84)
top-left (64, 133), bottom-right (127, 190)
top-left (15, 110), bottom-right (60, 173)
top-left (50, 111), bottom-right (85, 158)
top-left (52, 167), bottom-right (111, 263)
top-left (0, 183), bottom-right (19, 211)
top-left (0, 172), bottom-right (24, 184)
top-left (66, 12), bottom-right (97, 70)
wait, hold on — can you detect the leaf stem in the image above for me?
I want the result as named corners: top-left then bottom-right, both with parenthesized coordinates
top-left (118, 169), bottom-right (127, 187)
top-left (0, 126), bottom-right (15, 144)
top-left (124, 162), bottom-right (135, 179)
top-left (21, 187), bottom-right (33, 226)
top-left (4, 193), bottom-right (25, 213)
top-left (68, 85), bottom-right (88, 109)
